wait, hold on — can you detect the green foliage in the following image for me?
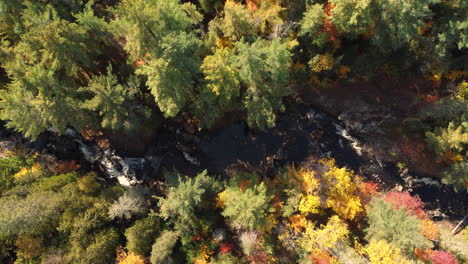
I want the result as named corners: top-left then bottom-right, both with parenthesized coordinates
top-left (0, 156), bottom-right (34, 194)
top-left (236, 39), bottom-right (292, 129)
top-left (112, 0), bottom-right (201, 118)
top-left (443, 161), bottom-right (468, 192)
top-left (80, 66), bottom-right (136, 131)
top-left (330, 0), bottom-right (373, 36)
top-left (221, 182), bottom-right (273, 230)
top-left (425, 119), bottom-right (468, 157)
top-left (371, 0), bottom-right (438, 52)
top-left (150, 230), bottom-right (180, 264)
top-left (135, 32), bottom-right (202, 117)
top-left (125, 214), bottom-right (160, 256)
top-left (158, 170), bottom-right (221, 234)
top-left (0, 191), bottom-right (64, 239)
top-left (67, 228), bottom-right (120, 264)
top-left (299, 4), bottom-right (324, 38)
top-left (365, 198), bottom-right (431, 254)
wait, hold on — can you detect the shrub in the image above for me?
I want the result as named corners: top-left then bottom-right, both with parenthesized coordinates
top-left (430, 250), bottom-right (459, 264)
top-left (384, 191), bottom-right (427, 219)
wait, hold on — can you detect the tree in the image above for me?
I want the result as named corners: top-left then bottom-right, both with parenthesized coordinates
top-left (322, 159), bottom-right (363, 220)
top-left (442, 160), bottom-right (468, 192)
top-left (109, 187), bottom-right (149, 220)
top-left (301, 215), bottom-right (349, 251)
top-left (0, 3), bottom-right (100, 139)
top-left (150, 230), bottom-right (180, 264)
top-left (221, 182), bottom-right (273, 230)
top-left (365, 198), bottom-right (431, 254)
top-left (80, 66), bottom-right (136, 131)
top-left (329, 0), bottom-right (373, 36)
top-left (364, 240), bottom-right (412, 264)
top-left (112, 0), bottom-right (202, 118)
top-left (125, 215), bottom-right (160, 256)
top-left (0, 191), bottom-right (64, 239)
top-left (67, 228), bottom-right (120, 264)
top-left (158, 171), bottom-right (221, 234)
top-left (371, 0), bottom-right (438, 52)
top-left (384, 191), bottom-right (427, 219)
top-left (235, 39), bottom-right (292, 129)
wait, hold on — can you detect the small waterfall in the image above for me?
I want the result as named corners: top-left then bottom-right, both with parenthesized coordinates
top-left (65, 129), bottom-right (160, 186)
top-left (334, 123), bottom-right (363, 156)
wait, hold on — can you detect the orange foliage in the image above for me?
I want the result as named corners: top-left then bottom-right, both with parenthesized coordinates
top-left (239, 179), bottom-right (251, 191)
top-left (322, 1), bottom-right (339, 41)
top-left (288, 214), bottom-right (307, 232)
top-left (437, 150), bottom-right (463, 165)
top-left (420, 219), bottom-right (439, 240)
top-left (415, 248), bottom-right (433, 262)
top-left (308, 249), bottom-right (336, 264)
top-left (116, 247), bottom-right (146, 264)
top-left (53, 160), bottom-right (80, 174)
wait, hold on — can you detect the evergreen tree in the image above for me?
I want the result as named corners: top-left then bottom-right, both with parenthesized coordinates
top-left (125, 214), bottom-right (160, 256)
top-left (80, 66), bottom-right (135, 131)
top-left (365, 198), bottom-right (431, 254)
top-left (112, 0), bottom-right (202, 118)
top-left (150, 230), bottom-right (180, 264)
top-left (221, 182), bottom-right (273, 230)
top-left (158, 171), bottom-right (221, 234)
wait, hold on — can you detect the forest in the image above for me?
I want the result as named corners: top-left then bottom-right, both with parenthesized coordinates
top-left (0, 0), bottom-right (467, 263)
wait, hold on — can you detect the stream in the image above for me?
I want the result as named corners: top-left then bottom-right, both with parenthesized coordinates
top-left (3, 104), bottom-right (465, 218)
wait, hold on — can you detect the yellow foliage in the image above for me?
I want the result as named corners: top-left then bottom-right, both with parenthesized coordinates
top-left (288, 166), bottom-right (319, 194)
top-left (302, 215), bottom-right (349, 251)
top-left (298, 194), bottom-right (320, 214)
top-left (261, 214), bottom-right (278, 233)
top-left (116, 248), bottom-right (146, 264)
top-left (77, 173), bottom-right (101, 193)
top-left (364, 240), bottom-right (412, 264)
top-left (193, 245), bottom-right (212, 264)
top-left (445, 70), bottom-right (468, 81)
top-left (216, 190), bottom-right (228, 208)
top-left (311, 54), bottom-right (334, 72)
top-left (14, 163), bottom-right (43, 182)
top-left (288, 214), bottom-right (307, 232)
top-left (215, 37), bottom-right (234, 49)
top-left (323, 163), bottom-right (363, 220)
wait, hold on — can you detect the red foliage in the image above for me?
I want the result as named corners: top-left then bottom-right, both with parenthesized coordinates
top-left (423, 94), bottom-right (439, 103)
top-left (384, 191), bottom-right (427, 219)
top-left (397, 136), bottom-right (428, 164)
top-left (430, 250), bottom-right (459, 264)
top-left (219, 243), bottom-right (233, 255)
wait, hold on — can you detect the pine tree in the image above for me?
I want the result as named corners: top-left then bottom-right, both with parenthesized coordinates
top-left (221, 182), bottom-right (273, 230)
top-left (158, 171), bottom-right (221, 234)
top-left (329, 0), bottom-right (373, 36)
top-left (365, 198), bottom-right (431, 254)
top-left (150, 230), bottom-right (180, 264)
top-left (80, 66), bottom-right (135, 131)
top-left (112, 0), bottom-right (202, 118)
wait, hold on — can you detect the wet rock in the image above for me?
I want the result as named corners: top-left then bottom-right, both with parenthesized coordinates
top-left (0, 140), bottom-right (16, 158)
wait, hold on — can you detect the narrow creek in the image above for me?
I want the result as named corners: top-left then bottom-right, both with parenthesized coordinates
top-left (8, 103), bottom-right (466, 219)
